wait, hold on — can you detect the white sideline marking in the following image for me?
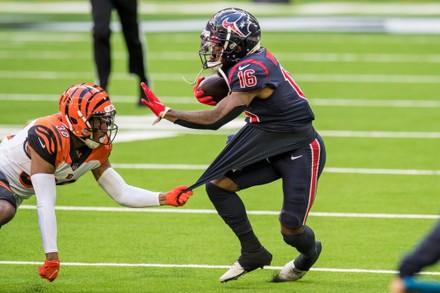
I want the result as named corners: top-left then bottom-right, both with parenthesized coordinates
top-left (1, 1), bottom-right (440, 16)
top-left (3, 115), bottom-right (440, 142)
top-left (2, 32), bottom-right (439, 45)
top-left (18, 205), bottom-right (440, 220)
top-left (0, 71), bottom-right (439, 84)
top-left (324, 167), bottom-right (440, 176)
top-left (2, 50), bottom-right (440, 64)
top-left (109, 163), bottom-right (440, 176)
top-left (0, 261), bottom-right (439, 276)
top-left (320, 131), bottom-right (440, 139)
top-left (2, 93), bottom-right (440, 108)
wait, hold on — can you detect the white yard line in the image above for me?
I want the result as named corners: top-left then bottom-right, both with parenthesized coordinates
top-left (18, 205), bottom-right (440, 220)
top-left (1, 50), bottom-right (440, 64)
top-left (5, 17), bottom-right (440, 34)
top-left (1, 2), bottom-right (440, 35)
top-left (2, 32), bottom-right (439, 45)
top-left (105, 163), bottom-right (440, 176)
top-left (0, 71), bottom-right (439, 84)
top-left (3, 113), bottom-right (440, 142)
top-left (0, 260), bottom-right (439, 276)
top-left (2, 94), bottom-right (440, 109)
top-left (2, 1), bottom-right (440, 16)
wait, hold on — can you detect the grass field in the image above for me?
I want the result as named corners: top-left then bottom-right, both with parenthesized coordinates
top-left (1, 1), bottom-right (440, 292)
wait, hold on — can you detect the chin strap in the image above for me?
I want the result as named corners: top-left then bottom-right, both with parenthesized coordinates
top-left (71, 134), bottom-right (100, 149)
top-left (217, 68), bottom-right (232, 94)
top-left (247, 42), bottom-right (261, 55)
top-left (183, 67), bottom-right (205, 85)
top-left (83, 138), bottom-right (100, 149)
top-left (185, 66), bottom-right (231, 97)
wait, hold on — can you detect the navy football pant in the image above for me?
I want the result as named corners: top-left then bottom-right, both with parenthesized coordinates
top-left (207, 135), bottom-right (326, 235)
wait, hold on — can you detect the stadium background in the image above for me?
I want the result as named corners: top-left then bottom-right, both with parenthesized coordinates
top-left (0, 0), bottom-right (439, 292)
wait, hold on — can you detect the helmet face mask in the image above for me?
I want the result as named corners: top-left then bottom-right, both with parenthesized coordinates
top-left (199, 8), bottom-right (261, 71)
top-left (198, 32), bottom-right (226, 71)
top-left (59, 83), bottom-right (118, 149)
top-left (87, 109), bottom-right (118, 146)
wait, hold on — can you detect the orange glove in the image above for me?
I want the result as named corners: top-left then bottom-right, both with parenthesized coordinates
top-left (38, 259), bottom-right (60, 282)
top-left (166, 185), bottom-right (193, 207)
top-left (193, 76), bottom-right (217, 106)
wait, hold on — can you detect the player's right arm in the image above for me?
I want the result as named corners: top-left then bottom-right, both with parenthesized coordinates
top-left (29, 147), bottom-right (60, 282)
top-left (141, 82), bottom-right (272, 130)
top-left (27, 121), bottom-right (62, 281)
top-left (93, 160), bottom-right (192, 207)
top-left (29, 147), bottom-right (58, 259)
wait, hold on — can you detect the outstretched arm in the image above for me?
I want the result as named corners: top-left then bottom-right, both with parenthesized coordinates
top-left (141, 82), bottom-right (260, 130)
top-left (93, 161), bottom-right (192, 207)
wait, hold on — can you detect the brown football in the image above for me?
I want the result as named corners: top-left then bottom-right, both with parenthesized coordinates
top-left (198, 74), bottom-right (230, 103)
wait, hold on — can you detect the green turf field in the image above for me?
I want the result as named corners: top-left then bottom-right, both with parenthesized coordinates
top-left (1, 1), bottom-right (440, 292)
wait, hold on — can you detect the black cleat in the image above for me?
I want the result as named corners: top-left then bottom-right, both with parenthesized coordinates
top-left (220, 247), bottom-right (273, 283)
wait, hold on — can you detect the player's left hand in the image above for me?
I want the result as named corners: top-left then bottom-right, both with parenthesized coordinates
top-left (140, 82), bottom-right (171, 125)
top-left (390, 278), bottom-right (405, 293)
top-left (38, 259), bottom-right (60, 282)
top-left (193, 76), bottom-right (217, 106)
top-left (166, 185), bottom-right (193, 207)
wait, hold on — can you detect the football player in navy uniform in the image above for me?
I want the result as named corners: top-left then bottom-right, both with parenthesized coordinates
top-left (0, 83), bottom-right (193, 282)
top-left (141, 7), bottom-right (326, 283)
top-left (391, 220), bottom-right (440, 293)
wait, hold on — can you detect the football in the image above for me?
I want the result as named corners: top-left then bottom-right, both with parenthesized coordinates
top-left (198, 74), bottom-right (230, 103)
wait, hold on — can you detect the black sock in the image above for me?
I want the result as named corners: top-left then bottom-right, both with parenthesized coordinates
top-left (239, 230), bottom-right (262, 253)
top-left (282, 226), bottom-right (316, 257)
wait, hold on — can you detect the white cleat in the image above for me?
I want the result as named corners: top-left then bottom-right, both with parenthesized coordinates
top-left (219, 261), bottom-right (246, 283)
top-left (274, 261), bottom-right (306, 282)
top-left (273, 242), bottom-right (322, 282)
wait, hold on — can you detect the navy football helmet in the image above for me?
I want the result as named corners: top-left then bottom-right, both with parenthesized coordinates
top-left (199, 8), bottom-right (261, 71)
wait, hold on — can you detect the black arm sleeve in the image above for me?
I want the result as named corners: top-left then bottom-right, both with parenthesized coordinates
top-left (398, 220), bottom-right (440, 278)
top-left (174, 105), bottom-right (246, 130)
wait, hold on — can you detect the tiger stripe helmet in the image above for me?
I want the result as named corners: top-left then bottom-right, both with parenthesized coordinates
top-left (59, 82), bottom-right (118, 149)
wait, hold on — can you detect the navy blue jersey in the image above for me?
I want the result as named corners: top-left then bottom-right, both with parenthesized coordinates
top-left (226, 47), bottom-right (315, 133)
top-left (188, 48), bottom-right (320, 190)
top-left (399, 220), bottom-right (440, 278)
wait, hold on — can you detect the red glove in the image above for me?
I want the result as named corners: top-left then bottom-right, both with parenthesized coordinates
top-left (140, 82), bottom-right (171, 125)
top-left (166, 185), bottom-right (193, 207)
top-left (193, 76), bottom-right (217, 106)
top-left (38, 259), bottom-right (60, 282)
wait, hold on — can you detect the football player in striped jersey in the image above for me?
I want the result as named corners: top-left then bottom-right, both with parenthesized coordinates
top-left (0, 83), bottom-right (192, 282)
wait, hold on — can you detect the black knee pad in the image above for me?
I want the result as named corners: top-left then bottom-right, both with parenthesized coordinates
top-left (279, 211), bottom-right (303, 229)
top-left (282, 226), bottom-right (316, 256)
